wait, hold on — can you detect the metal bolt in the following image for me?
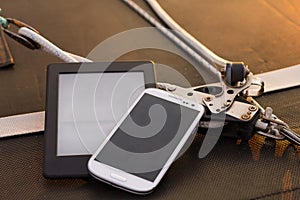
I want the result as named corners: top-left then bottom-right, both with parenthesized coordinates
top-left (204, 96), bottom-right (212, 102)
top-left (248, 105), bottom-right (257, 112)
top-left (241, 114), bottom-right (251, 120)
top-left (166, 86), bottom-right (176, 92)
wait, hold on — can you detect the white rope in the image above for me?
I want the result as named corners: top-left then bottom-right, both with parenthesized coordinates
top-left (122, 0), bottom-right (222, 79)
top-left (18, 27), bottom-right (92, 63)
top-left (145, 0), bottom-right (232, 68)
top-left (67, 52), bottom-right (92, 63)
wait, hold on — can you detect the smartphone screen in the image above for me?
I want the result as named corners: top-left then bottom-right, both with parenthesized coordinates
top-left (94, 93), bottom-right (200, 182)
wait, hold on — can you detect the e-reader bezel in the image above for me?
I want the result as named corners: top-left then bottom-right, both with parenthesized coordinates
top-left (44, 61), bottom-right (156, 178)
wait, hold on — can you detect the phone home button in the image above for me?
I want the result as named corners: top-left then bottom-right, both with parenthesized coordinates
top-left (110, 173), bottom-right (127, 182)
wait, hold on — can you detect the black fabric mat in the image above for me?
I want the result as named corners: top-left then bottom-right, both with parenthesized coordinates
top-left (1, 0), bottom-right (300, 199)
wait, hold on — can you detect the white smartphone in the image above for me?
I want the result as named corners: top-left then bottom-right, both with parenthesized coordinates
top-left (88, 88), bottom-right (204, 194)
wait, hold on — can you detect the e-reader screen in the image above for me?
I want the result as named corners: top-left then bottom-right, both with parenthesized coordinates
top-left (57, 72), bottom-right (145, 156)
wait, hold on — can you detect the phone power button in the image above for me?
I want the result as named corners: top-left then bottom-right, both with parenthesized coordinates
top-left (110, 173), bottom-right (127, 182)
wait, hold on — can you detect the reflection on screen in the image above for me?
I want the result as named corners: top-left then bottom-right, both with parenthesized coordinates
top-left (57, 72), bottom-right (145, 156)
top-left (95, 94), bottom-right (200, 182)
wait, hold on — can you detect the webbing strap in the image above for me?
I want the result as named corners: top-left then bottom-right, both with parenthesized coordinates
top-left (0, 111), bottom-right (45, 138)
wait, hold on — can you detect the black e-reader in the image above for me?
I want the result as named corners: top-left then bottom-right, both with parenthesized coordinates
top-left (44, 61), bottom-right (156, 178)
